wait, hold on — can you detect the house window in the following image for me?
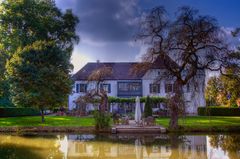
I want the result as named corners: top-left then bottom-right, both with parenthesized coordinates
top-left (129, 83), bottom-right (141, 91)
top-left (150, 84), bottom-right (160, 93)
top-left (118, 83), bottom-right (128, 91)
top-left (100, 84), bottom-right (111, 93)
top-left (165, 83), bottom-right (173, 93)
top-left (118, 82), bottom-right (141, 92)
top-left (117, 82), bottom-right (142, 97)
top-left (76, 83), bottom-right (87, 93)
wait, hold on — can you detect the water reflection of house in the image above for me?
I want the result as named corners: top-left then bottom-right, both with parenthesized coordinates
top-left (178, 136), bottom-right (207, 159)
top-left (64, 135), bottom-right (207, 159)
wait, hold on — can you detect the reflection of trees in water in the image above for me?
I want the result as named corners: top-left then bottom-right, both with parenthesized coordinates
top-left (0, 135), bottom-right (64, 159)
top-left (209, 134), bottom-right (240, 159)
top-left (0, 144), bottom-right (42, 159)
top-left (169, 134), bottom-right (181, 159)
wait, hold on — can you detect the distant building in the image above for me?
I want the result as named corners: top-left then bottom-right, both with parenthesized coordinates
top-left (69, 57), bottom-right (205, 114)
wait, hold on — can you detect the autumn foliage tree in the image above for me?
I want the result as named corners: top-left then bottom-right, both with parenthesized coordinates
top-left (136, 6), bottom-right (233, 129)
top-left (205, 76), bottom-right (224, 106)
top-left (205, 69), bottom-right (240, 107)
top-left (209, 135), bottom-right (240, 159)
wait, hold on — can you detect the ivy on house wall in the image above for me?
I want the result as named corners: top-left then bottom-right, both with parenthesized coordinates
top-left (87, 96), bottom-right (167, 104)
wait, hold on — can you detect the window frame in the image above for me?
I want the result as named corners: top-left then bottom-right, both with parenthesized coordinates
top-left (76, 83), bottom-right (87, 93)
top-left (150, 84), bottom-right (160, 93)
top-left (118, 82), bottom-right (141, 92)
top-left (165, 83), bottom-right (173, 93)
top-left (100, 83), bottom-right (111, 93)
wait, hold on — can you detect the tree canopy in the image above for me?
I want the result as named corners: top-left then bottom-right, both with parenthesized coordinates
top-left (136, 6), bottom-right (235, 129)
top-left (0, 0), bottom-right (79, 107)
top-left (1, 0), bottom-right (79, 122)
top-left (206, 68), bottom-right (240, 107)
top-left (0, 0), bottom-right (79, 54)
top-left (6, 41), bottom-right (73, 122)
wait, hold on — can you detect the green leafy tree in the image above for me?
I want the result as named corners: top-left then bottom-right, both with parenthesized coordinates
top-left (1, 0), bottom-right (79, 122)
top-left (220, 67), bottom-right (240, 107)
top-left (144, 96), bottom-right (153, 117)
top-left (0, 52), bottom-right (12, 106)
top-left (205, 76), bottom-right (223, 106)
top-left (6, 41), bottom-right (73, 122)
top-left (0, 0), bottom-right (79, 106)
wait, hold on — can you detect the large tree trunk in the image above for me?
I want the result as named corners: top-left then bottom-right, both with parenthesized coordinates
top-left (41, 109), bottom-right (45, 123)
top-left (169, 104), bottom-right (179, 130)
top-left (99, 89), bottom-right (108, 113)
top-left (169, 80), bottom-right (184, 130)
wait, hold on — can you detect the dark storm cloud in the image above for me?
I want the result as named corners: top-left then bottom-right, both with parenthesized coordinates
top-left (55, 0), bottom-right (240, 73)
top-left (57, 0), bottom-right (140, 42)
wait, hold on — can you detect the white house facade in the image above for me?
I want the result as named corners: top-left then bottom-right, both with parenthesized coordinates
top-left (69, 58), bottom-right (206, 114)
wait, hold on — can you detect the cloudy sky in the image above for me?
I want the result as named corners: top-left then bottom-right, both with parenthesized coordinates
top-left (55, 0), bottom-right (240, 73)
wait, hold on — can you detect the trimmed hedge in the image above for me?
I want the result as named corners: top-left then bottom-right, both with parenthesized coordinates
top-left (108, 96), bottom-right (167, 104)
top-left (0, 108), bottom-right (40, 117)
top-left (198, 106), bottom-right (240, 116)
top-left (87, 96), bottom-right (167, 104)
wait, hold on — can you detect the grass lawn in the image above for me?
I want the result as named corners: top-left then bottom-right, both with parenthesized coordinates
top-left (1, 115), bottom-right (240, 132)
top-left (0, 116), bottom-right (95, 127)
top-left (156, 116), bottom-right (240, 131)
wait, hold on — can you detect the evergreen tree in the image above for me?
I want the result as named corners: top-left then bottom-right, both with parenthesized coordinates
top-left (144, 96), bottom-right (153, 117)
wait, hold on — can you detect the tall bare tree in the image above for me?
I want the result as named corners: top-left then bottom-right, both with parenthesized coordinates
top-left (136, 6), bottom-right (233, 129)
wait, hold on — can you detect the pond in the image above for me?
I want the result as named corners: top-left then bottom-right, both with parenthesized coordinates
top-left (0, 133), bottom-right (239, 159)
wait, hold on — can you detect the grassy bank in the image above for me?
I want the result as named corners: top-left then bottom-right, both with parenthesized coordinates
top-left (0, 116), bottom-right (95, 127)
top-left (1, 116), bottom-right (240, 133)
top-left (156, 116), bottom-right (240, 132)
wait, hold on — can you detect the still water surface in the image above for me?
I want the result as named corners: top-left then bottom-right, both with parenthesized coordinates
top-left (0, 133), bottom-right (239, 159)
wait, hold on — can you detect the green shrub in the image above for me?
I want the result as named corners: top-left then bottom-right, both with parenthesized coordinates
top-left (93, 111), bottom-right (111, 130)
top-left (0, 108), bottom-right (40, 117)
top-left (231, 103), bottom-right (238, 108)
top-left (198, 106), bottom-right (240, 116)
top-left (144, 96), bottom-right (153, 117)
